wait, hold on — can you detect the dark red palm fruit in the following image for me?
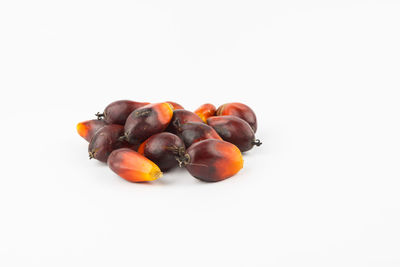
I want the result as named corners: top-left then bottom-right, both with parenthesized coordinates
top-left (137, 132), bottom-right (185, 171)
top-left (88, 124), bottom-right (132, 163)
top-left (95, 100), bottom-right (149, 125)
top-left (77, 119), bottom-right (107, 142)
top-left (176, 122), bottom-right (222, 148)
top-left (165, 109), bottom-right (204, 134)
top-left (123, 102), bottom-right (174, 145)
top-left (207, 116), bottom-right (262, 152)
top-left (177, 139), bottom-right (243, 182)
top-left (108, 148), bottom-right (163, 182)
top-left (166, 101), bottom-right (184, 110)
top-left (216, 102), bottom-right (258, 133)
top-left (194, 103), bottom-right (216, 122)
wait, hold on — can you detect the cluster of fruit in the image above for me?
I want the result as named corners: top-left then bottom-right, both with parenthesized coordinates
top-left (77, 101), bottom-right (261, 183)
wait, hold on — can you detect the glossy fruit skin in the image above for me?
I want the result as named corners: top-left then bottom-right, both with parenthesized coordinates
top-left (166, 101), bottom-right (184, 110)
top-left (123, 102), bottom-right (174, 145)
top-left (216, 102), bottom-right (257, 133)
top-left (77, 119), bottom-right (107, 142)
top-left (88, 125), bottom-right (131, 162)
top-left (166, 109), bottom-right (204, 134)
top-left (176, 122), bottom-right (222, 148)
top-left (194, 103), bottom-right (216, 122)
top-left (108, 148), bottom-right (163, 182)
top-left (207, 116), bottom-right (260, 152)
top-left (138, 132), bottom-right (185, 171)
top-left (182, 139), bottom-right (243, 182)
top-left (97, 100), bottom-right (149, 125)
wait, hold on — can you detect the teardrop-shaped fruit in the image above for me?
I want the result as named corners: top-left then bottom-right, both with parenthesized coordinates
top-left (108, 148), bottom-right (163, 182)
top-left (216, 102), bottom-right (257, 132)
top-left (178, 139), bottom-right (243, 182)
top-left (166, 109), bottom-right (203, 134)
top-left (176, 122), bottom-right (222, 147)
top-left (88, 124), bottom-right (131, 162)
top-left (123, 102), bottom-right (174, 145)
top-left (96, 100), bottom-right (149, 125)
top-left (194, 103), bottom-right (216, 122)
top-left (166, 101), bottom-right (184, 110)
top-left (207, 116), bottom-right (262, 152)
top-left (77, 119), bottom-right (107, 142)
top-left (138, 132), bottom-right (185, 171)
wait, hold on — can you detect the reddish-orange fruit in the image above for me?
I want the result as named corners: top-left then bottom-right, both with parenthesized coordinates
top-left (96, 100), bottom-right (149, 125)
top-left (176, 122), bottom-right (222, 147)
top-left (108, 148), bottom-right (163, 182)
top-left (166, 109), bottom-right (203, 134)
top-left (166, 101), bottom-right (184, 110)
top-left (216, 102), bottom-right (258, 133)
top-left (207, 116), bottom-right (262, 152)
top-left (123, 102), bottom-right (174, 145)
top-left (177, 139), bottom-right (243, 182)
top-left (194, 103), bottom-right (216, 122)
top-left (77, 119), bottom-right (107, 142)
top-left (88, 125), bottom-right (131, 162)
top-left (138, 132), bottom-right (185, 171)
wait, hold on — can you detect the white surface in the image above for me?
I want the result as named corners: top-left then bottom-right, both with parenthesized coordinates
top-left (1, 1), bottom-right (400, 266)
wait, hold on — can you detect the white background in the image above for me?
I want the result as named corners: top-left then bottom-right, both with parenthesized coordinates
top-left (1, 0), bottom-right (399, 266)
